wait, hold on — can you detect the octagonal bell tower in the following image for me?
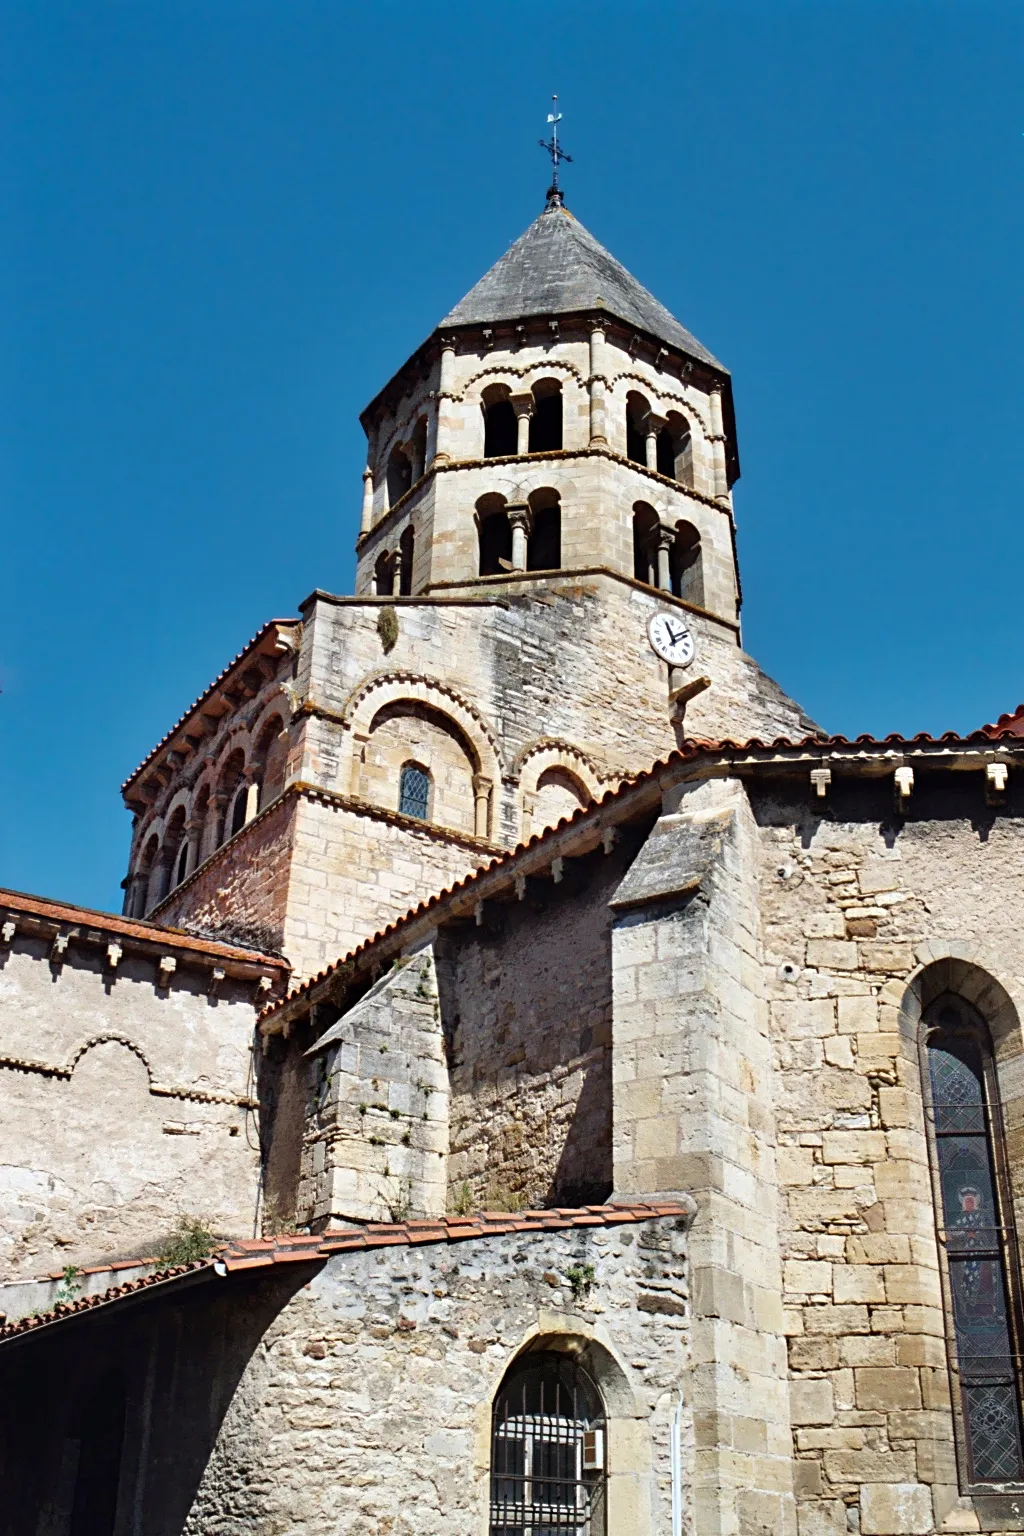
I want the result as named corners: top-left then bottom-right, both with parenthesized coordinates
top-left (354, 192), bottom-right (742, 630)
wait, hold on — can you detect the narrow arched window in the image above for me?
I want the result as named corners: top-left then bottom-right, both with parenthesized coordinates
top-left (230, 787), bottom-right (248, 838)
top-left (399, 763), bottom-right (430, 820)
top-left (484, 395), bottom-right (517, 458)
top-left (529, 382), bottom-right (562, 453)
top-left (923, 994), bottom-right (1024, 1486)
top-left (491, 1351), bottom-right (606, 1535)
top-left (399, 526), bottom-right (415, 596)
top-left (386, 446), bottom-right (412, 507)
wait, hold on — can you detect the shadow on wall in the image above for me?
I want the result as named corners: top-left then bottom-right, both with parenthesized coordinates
top-left (0, 1266), bottom-right (315, 1536)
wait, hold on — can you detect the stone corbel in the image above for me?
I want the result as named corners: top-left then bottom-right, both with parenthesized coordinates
top-left (986, 761), bottom-right (1009, 805)
top-left (551, 857), bottom-right (564, 884)
top-left (208, 966), bottom-right (225, 998)
top-left (105, 942), bottom-right (123, 972)
top-left (1, 920), bottom-right (15, 945)
top-left (893, 764), bottom-right (914, 809)
top-left (50, 933), bottom-right (70, 967)
top-left (157, 956), bottom-right (177, 991)
top-left (602, 828), bottom-right (619, 855)
top-left (256, 975), bottom-right (274, 1003)
top-left (810, 767), bottom-right (832, 800)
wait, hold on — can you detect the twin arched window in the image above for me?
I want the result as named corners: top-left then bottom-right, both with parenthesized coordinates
top-left (491, 1352), bottom-right (606, 1534)
top-left (923, 994), bottom-right (1024, 1485)
top-left (399, 763), bottom-right (431, 820)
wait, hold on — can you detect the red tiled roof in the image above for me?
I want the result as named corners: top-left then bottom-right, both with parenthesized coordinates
top-left (121, 618), bottom-right (300, 791)
top-left (262, 728), bottom-right (1017, 1025)
top-left (0, 886), bottom-right (289, 972)
top-left (983, 705), bottom-right (1024, 739)
top-left (0, 1202), bottom-right (691, 1345)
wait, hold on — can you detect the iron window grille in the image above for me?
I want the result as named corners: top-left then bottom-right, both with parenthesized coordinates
top-left (921, 994), bottom-right (1024, 1488)
top-left (490, 1352), bottom-right (606, 1535)
top-left (399, 764), bottom-right (430, 821)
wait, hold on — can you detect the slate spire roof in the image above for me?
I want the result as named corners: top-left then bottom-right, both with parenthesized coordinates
top-left (440, 202), bottom-right (724, 371)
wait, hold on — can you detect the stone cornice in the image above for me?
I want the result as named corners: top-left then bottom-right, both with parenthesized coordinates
top-left (356, 443), bottom-right (734, 556)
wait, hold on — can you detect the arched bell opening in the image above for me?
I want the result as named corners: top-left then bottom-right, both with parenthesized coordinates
top-left (399, 526), bottom-right (415, 596)
top-left (669, 520), bottom-right (703, 606)
top-left (527, 488), bottom-right (561, 572)
top-left (386, 445), bottom-right (413, 507)
top-left (483, 385), bottom-right (518, 459)
top-left (626, 392), bottom-right (650, 466)
top-left (631, 502), bottom-right (659, 586)
top-left (477, 494), bottom-right (513, 577)
top-left (529, 378), bottom-right (563, 453)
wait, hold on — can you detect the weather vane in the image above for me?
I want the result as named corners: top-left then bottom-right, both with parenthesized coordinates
top-left (539, 95), bottom-right (572, 207)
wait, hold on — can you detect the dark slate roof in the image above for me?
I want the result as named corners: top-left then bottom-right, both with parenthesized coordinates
top-left (440, 204), bottom-right (724, 371)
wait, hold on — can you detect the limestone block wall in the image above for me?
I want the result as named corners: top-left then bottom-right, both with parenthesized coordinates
top-left (300, 950), bottom-right (450, 1226)
top-left (753, 775), bottom-right (1024, 1535)
top-left (611, 777), bottom-right (796, 1536)
top-left (434, 837), bottom-right (644, 1211)
top-left (0, 936), bottom-right (266, 1278)
top-left (185, 1221), bottom-right (692, 1536)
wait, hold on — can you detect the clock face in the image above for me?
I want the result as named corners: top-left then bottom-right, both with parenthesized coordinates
top-left (648, 612), bottom-right (695, 667)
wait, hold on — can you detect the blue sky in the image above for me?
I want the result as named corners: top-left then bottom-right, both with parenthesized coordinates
top-left (2, 0), bottom-right (1022, 911)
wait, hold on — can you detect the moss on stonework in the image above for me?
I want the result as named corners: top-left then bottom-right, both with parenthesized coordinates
top-left (377, 605), bottom-right (399, 653)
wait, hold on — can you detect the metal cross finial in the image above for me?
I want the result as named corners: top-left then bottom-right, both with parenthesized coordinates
top-left (539, 94), bottom-right (572, 207)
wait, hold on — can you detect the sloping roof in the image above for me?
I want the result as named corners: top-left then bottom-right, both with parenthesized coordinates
top-left (440, 204), bottom-right (724, 370)
top-left (983, 704), bottom-right (1024, 739)
top-left (262, 727), bottom-right (1021, 1029)
top-left (0, 1202), bottom-right (691, 1345)
top-left (0, 885), bottom-right (289, 973)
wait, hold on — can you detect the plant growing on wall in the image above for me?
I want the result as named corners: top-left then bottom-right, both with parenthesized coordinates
top-left (566, 1263), bottom-right (596, 1304)
top-left (159, 1213), bottom-right (217, 1266)
top-left (54, 1265), bottom-right (82, 1305)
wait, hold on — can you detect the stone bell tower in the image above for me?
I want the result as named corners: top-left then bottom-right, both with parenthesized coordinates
top-left (125, 187), bottom-right (815, 981)
top-left (353, 189), bottom-right (743, 632)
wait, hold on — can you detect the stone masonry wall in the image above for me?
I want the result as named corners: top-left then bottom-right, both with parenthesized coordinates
top-left (611, 776), bottom-right (796, 1536)
top-left (0, 936), bottom-right (262, 1278)
top-left (185, 1219), bottom-right (692, 1536)
top-left (436, 837), bottom-right (645, 1212)
top-left (299, 950), bottom-right (449, 1226)
top-left (754, 773), bottom-right (1024, 1535)
top-left (157, 789), bottom-right (297, 954)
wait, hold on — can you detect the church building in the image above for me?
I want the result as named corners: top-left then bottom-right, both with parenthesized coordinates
top-left (2, 175), bottom-right (1024, 1536)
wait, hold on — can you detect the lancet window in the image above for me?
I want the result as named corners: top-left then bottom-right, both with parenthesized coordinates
top-left (922, 994), bottom-right (1024, 1486)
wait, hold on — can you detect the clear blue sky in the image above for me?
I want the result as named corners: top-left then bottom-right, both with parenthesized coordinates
top-left (2, 1), bottom-right (1021, 912)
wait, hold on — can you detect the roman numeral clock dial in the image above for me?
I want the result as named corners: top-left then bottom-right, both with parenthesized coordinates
top-left (647, 611), bottom-right (696, 667)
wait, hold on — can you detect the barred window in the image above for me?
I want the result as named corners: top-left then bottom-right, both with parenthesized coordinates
top-left (398, 763), bottom-right (430, 821)
top-left (491, 1352), bottom-right (606, 1535)
top-left (923, 994), bottom-right (1024, 1486)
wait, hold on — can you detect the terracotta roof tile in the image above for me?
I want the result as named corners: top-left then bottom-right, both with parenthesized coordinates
top-left (0, 886), bottom-right (289, 971)
top-left (262, 728), bottom-right (1019, 1028)
top-left (0, 1202), bottom-right (693, 1347)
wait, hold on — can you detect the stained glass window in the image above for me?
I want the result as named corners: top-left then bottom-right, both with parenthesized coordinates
top-left (399, 764), bottom-right (430, 821)
top-left (925, 998), bottom-right (1024, 1485)
top-left (491, 1353), bottom-right (606, 1534)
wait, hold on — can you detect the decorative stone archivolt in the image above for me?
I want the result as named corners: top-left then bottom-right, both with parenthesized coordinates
top-left (893, 948), bottom-right (1024, 1057)
top-left (474, 1322), bottom-right (660, 1536)
top-left (608, 370), bottom-right (709, 436)
top-left (461, 358), bottom-right (586, 398)
top-left (341, 671), bottom-right (505, 785)
top-left (514, 739), bottom-right (611, 792)
top-left (0, 1030), bottom-right (256, 1107)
